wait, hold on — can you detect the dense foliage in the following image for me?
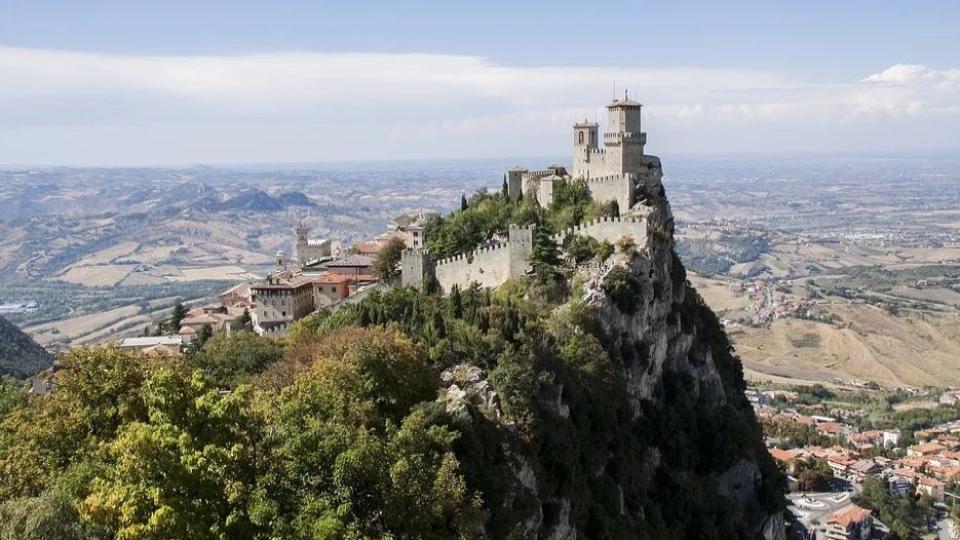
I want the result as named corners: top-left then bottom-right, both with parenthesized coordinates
top-left (855, 477), bottom-right (934, 540)
top-left (424, 180), bottom-right (617, 261)
top-left (371, 237), bottom-right (406, 281)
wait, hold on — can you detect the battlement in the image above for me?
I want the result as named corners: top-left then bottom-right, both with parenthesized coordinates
top-left (582, 174), bottom-right (633, 185)
top-left (434, 241), bottom-right (510, 268)
top-left (555, 216), bottom-right (648, 249)
top-left (524, 169), bottom-right (556, 180)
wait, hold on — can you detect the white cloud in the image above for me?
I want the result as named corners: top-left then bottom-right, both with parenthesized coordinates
top-left (0, 47), bottom-right (958, 165)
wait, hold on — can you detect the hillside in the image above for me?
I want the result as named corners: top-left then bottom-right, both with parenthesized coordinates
top-left (0, 316), bottom-right (53, 379)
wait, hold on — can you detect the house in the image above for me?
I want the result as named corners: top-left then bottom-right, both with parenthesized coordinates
top-left (882, 428), bottom-right (901, 447)
top-left (847, 459), bottom-right (882, 482)
top-left (118, 335), bottom-right (185, 356)
top-left (324, 254), bottom-right (374, 279)
top-left (768, 448), bottom-right (797, 473)
top-left (219, 282), bottom-right (252, 306)
top-left (917, 475), bottom-right (945, 502)
top-left (823, 505), bottom-right (872, 540)
top-left (908, 442), bottom-right (946, 457)
top-left (887, 474), bottom-right (913, 496)
top-left (310, 272), bottom-right (352, 306)
top-left (250, 271), bottom-right (318, 336)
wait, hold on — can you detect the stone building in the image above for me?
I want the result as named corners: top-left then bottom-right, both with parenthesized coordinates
top-left (296, 224), bottom-right (334, 266)
top-left (507, 93), bottom-right (652, 212)
top-left (250, 271), bottom-right (317, 335)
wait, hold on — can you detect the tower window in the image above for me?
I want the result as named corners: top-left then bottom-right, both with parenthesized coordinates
top-left (578, 131), bottom-right (584, 144)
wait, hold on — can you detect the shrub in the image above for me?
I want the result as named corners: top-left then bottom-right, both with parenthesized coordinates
top-left (602, 267), bottom-right (644, 314)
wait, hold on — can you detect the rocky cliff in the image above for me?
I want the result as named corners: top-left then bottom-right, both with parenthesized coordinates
top-left (440, 156), bottom-right (785, 539)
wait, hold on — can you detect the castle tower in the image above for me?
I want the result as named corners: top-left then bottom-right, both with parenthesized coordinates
top-left (604, 91), bottom-right (646, 177)
top-left (401, 248), bottom-right (433, 288)
top-left (295, 223), bottom-right (310, 264)
top-left (506, 166), bottom-right (528, 202)
top-left (571, 119), bottom-right (600, 179)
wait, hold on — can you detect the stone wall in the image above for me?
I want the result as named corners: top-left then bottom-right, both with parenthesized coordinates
top-left (433, 224), bottom-right (534, 293)
top-left (555, 216), bottom-right (647, 249)
top-left (583, 175), bottom-right (634, 211)
top-left (435, 243), bottom-right (512, 293)
top-left (400, 248), bottom-right (431, 288)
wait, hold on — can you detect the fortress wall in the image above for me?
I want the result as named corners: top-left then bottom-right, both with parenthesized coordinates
top-left (435, 242), bottom-right (512, 293)
top-left (584, 175), bottom-right (635, 211)
top-left (433, 224), bottom-right (535, 293)
top-left (556, 216), bottom-right (648, 249)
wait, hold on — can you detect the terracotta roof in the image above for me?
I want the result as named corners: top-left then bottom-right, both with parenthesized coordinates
top-left (178, 325), bottom-right (197, 335)
top-left (911, 442), bottom-right (946, 454)
top-left (768, 448), bottom-right (796, 463)
top-left (919, 475), bottom-right (945, 487)
top-left (311, 273), bottom-right (352, 285)
top-left (827, 505), bottom-right (871, 528)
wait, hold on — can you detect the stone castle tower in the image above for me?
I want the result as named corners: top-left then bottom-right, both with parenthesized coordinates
top-left (507, 93), bottom-right (649, 211)
top-left (573, 93), bottom-right (646, 179)
top-left (295, 223), bottom-right (333, 267)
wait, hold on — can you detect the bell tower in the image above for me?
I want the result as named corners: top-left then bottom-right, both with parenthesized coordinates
top-left (572, 119), bottom-right (599, 178)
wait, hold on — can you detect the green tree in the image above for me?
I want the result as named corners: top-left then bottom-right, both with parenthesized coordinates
top-left (81, 368), bottom-right (266, 539)
top-left (372, 237), bottom-right (407, 281)
top-left (602, 266), bottom-right (643, 314)
top-left (792, 457), bottom-right (833, 491)
top-left (169, 302), bottom-right (188, 332)
top-left (191, 331), bottom-right (283, 387)
top-left (231, 308), bottom-right (252, 332)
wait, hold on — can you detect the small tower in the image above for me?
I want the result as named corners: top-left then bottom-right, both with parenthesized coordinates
top-left (573, 119), bottom-right (599, 150)
top-left (506, 166), bottom-right (528, 202)
top-left (296, 223), bottom-right (310, 247)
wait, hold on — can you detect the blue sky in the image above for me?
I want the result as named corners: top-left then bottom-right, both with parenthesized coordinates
top-left (1, 1), bottom-right (959, 165)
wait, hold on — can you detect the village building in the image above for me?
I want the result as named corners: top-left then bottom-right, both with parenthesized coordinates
top-left (916, 475), bottom-right (945, 502)
top-left (118, 335), bottom-right (185, 357)
top-left (908, 442), bottom-right (946, 457)
top-left (822, 505), bottom-right (872, 540)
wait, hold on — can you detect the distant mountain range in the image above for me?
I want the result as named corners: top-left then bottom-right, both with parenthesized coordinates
top-left (194, 189), bottom-right (315, 212)
top-left (0, 315), bottom-right (53, 379)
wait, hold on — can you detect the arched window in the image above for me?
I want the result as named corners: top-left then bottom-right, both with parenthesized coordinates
top-left (578, 131), bottom-right (584, 144)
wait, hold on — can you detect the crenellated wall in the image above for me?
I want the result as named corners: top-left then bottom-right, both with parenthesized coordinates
top-left (582, 175), bottom-right (635, 211)
top-left (433, 224), bottom-right (534, 293)
top-left (554, 216), bottom-right (647, 249)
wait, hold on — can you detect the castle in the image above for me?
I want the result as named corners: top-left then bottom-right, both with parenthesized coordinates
top-left (402, 95), bottom-right (661, 293)
top-left (296, 224), bottom-right (334, 266)
top-left (506, 92), bottom-right (653, 211)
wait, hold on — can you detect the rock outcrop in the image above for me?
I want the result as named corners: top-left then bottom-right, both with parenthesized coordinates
top-left (440, 156), bottom-right (785, 539)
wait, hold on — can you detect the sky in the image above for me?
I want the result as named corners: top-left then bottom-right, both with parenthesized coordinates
top-left (1, 0), bottom-right (959, 166)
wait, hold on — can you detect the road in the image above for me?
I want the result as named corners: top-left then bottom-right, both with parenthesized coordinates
top-left (938, 517), bottom-right (958, 540)
top-left (786, 491), bottom-right (854, 537)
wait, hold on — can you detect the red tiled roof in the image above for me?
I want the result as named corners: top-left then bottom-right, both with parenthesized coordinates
top-left (768, 448), bottom-right (796, 463)
top-left (827, 505), bottom-right (871, 528)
